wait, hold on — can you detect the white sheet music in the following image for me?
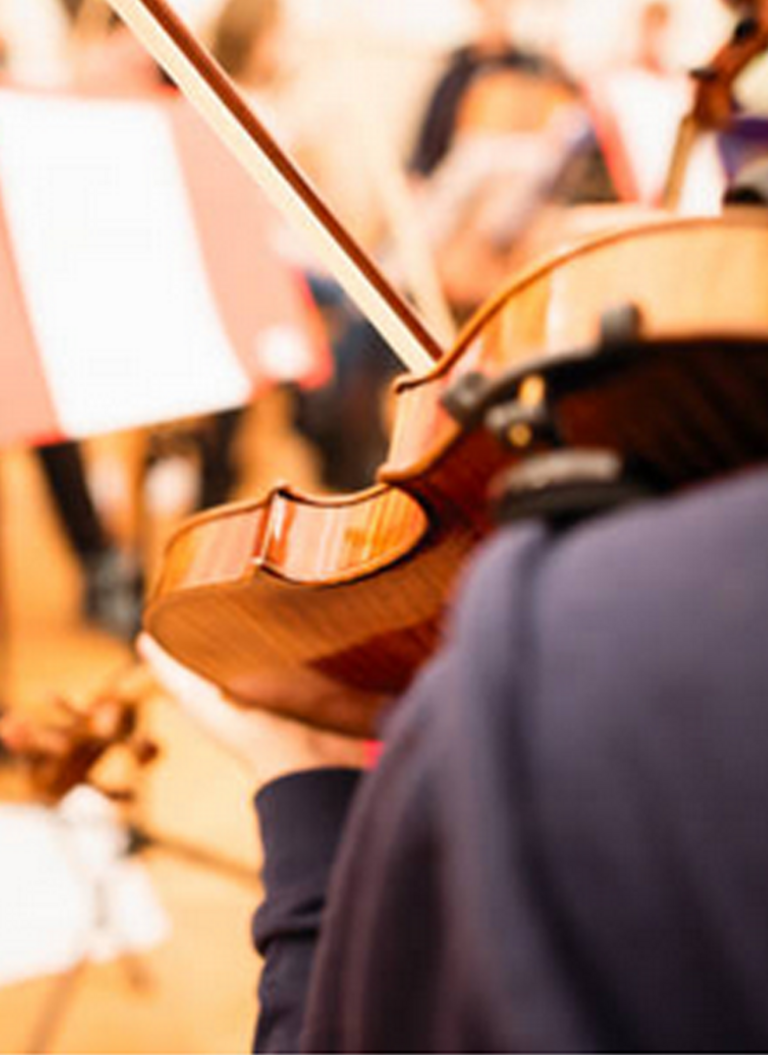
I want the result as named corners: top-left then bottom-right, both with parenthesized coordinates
top-left (0, 91), bottom-right (251, 437)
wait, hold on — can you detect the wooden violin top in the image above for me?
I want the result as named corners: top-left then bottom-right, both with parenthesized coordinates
top-left (146, 211), bottom-right (768, 734)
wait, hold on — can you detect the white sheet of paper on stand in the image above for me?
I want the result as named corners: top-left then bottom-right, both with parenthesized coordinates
top-left (0, 787), bottom-right (169, 987)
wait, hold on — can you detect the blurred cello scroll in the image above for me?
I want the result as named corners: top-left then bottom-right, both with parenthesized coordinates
top-left (580, 1), bottom-right (768, 209)
top-left (145, 212), bottom-right (768, 736)
top-left (664, 0), bottom-right (768, 207)
top-left (0, 663), bottom-right (158, 804)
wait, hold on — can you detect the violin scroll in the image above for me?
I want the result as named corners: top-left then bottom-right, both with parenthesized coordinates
top-left (690, 3), bottom-right (768, 128)
top-left (664, 0), bottom-right (768, 207)
top-left (0, 677), bottom-right (158, 804)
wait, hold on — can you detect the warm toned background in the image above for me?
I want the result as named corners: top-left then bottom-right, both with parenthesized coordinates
top-left (0, 1), bottom-right (746, 1050)
top-left (0, 401), bottom-right (315, 1054)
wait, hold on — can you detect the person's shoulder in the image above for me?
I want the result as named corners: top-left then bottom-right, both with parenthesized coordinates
top-left (453, 465), bottom-right (768, 641)
top-left (544, 464), bottom-right (768, 603)
top-left (492, 45), bottom-right (576, 92)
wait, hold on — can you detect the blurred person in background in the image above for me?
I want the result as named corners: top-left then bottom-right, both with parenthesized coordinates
top-left (408, 0), bottom-right (567, 180)
top-left (635, 1), bottom-right (674, 74)
top-left (204, 0), bottom-right (405, 492)
top-left (35, 441), bottom-right (143, 639)
top-left (405, 0), bottom-right (616, 317)
top-left (209, 0), bottom-right (284, 103)
top-left (291, 0), bottom-right (614, 491)
top-left (62, 0), bottom-right (164, 91)
top-left (0, 0), bottom-right (146, 639)
top-left (196, 0), bottom-right (293, 510)
top-left (581, 1), bottom-right (697, 206)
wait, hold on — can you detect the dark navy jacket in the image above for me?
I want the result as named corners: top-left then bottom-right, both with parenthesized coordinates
top-left (253, 466), bottom-right (768, 1051)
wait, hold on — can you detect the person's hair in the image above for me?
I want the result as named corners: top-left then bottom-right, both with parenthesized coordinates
top-left (57, 0), bottom-right (120, 30)
top-left (210, 0), bottom-right (281, 80)
top-left (640, 2), bottom-right (671, 29)
top-left (57, 0), bottom-right (84, 21)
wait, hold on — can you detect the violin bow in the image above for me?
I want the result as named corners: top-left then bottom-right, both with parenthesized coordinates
top-left (103, 0), bottom-right (443, 375)
top-left (334, 0), bottom-right (457, 347)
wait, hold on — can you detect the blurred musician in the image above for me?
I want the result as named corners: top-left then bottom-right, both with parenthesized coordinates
top-left (408, 0), bottom-right (615, 318)
top-left (409, 0), bottom-right (566, 179)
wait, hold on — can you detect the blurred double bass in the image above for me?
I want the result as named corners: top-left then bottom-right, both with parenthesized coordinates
top-left (109, 0), bottom-right (768, 736)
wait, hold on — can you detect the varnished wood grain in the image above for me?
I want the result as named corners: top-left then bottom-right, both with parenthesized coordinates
top-left (147, 213), bottom-right (768, 735)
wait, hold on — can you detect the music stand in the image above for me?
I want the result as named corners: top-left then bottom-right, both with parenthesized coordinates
top-left (9, 786), bottom-right (257, 1055)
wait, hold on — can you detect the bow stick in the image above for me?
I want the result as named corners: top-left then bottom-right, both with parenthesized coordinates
top-left (103, 0), bottom-right (443, 375)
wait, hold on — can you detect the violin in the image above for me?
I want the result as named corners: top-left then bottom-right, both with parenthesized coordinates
top-left (0, 665), bottom-right (157, 803)
top-left (143, 211), bottom-right (768, 735)
top-left (109, 0), bottom-right (768, 736)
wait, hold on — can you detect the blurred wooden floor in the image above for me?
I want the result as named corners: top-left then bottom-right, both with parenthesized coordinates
top-left (0, 397), bottom-right (319, 1053)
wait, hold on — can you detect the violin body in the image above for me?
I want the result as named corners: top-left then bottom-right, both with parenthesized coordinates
top-left (145, 212), bottom-right (768, 735)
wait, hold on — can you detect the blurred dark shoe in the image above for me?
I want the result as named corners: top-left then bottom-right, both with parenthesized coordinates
top-left (83, 549), bottom-right (144, 641)
top-left (0, 706), bottom-right (10, 765)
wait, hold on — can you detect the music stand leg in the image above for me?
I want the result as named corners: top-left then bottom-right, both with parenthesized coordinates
top-left (25, 959), bottom-right (88, 1055)
top-left (129, 822), bottom-right (257, 887)
top-left (0, 453), bottom-right (12, 708)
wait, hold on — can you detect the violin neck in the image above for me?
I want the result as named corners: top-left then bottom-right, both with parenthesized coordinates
top-left (105, 0), bottom-right (443, 375)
